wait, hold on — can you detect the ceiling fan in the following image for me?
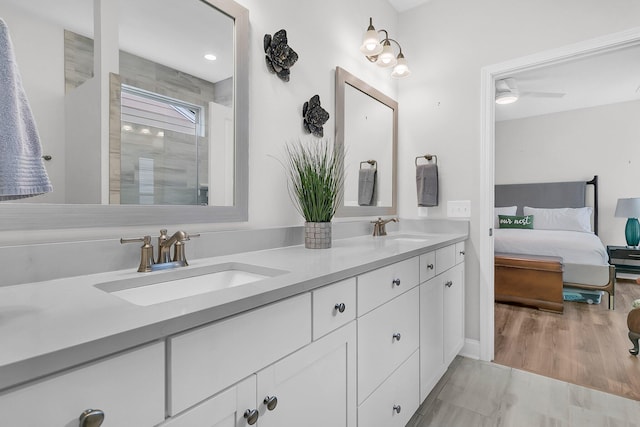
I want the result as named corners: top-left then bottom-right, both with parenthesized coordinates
top-left (495, 78), bottom-right (566, 105)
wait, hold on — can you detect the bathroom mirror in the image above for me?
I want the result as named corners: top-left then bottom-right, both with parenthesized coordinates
top-left (335, 67), bottom-right (397, 217)
top-left (0, 0), bottom-right (248, 230)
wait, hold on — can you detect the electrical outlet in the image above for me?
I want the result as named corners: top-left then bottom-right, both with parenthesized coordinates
top-left (447, 200), bottom-right (471, 217)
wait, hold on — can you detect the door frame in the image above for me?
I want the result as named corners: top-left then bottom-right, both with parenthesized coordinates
top-left (478, 26), bottom-right (640, 361)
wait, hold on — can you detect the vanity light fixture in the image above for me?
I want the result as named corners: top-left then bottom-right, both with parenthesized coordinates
top-left (360, 17), bottom-right (411, 78)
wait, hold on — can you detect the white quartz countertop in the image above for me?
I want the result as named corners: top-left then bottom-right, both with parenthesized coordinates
top-left (0, 231), bottom-right (466, 391)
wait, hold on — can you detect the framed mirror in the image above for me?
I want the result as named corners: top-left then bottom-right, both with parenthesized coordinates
top-left (335, 67), bottom-right (397, 217)
top-left (0, 0), bottom-right (248, 230)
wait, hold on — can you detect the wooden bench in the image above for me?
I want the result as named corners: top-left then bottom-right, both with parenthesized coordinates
top-left (495, 253), bottom-right (564, 313)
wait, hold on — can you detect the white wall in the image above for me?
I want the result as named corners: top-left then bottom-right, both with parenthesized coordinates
top-left (496, 100), bottom-right (640, 248)
top-left (395, 0), bottom-right (640, 342)
top-left (234, 0), bottom-right (399, 227)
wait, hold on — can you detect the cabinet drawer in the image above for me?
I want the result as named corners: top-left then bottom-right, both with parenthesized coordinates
top-left (419, 251), bottom-right (436, 283)
top-left (435, 244), bottom-right (455, 275)
top-left (357, 257), bottom-right (419, 316)
top-left (0, 342), bottom-right (164, 426)
top-left (357, 287), bottom-right (419, 403)
top-left (169, 293), bottom-right (311, 415)
top-left (358, 350), bottom-right (420, 427)
top-left (312, 278), bottom-right (356, 340)
top-left (455, 241), bottom-right (465, 264)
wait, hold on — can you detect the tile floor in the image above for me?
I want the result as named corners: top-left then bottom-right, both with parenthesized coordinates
top-left (407, 357), bottom-right (640, 427)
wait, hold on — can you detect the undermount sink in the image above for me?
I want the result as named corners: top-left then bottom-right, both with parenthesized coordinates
top-left (95, 263), bottom-right (288, 306)
top-left (388, 234), bottom-right (432, 243)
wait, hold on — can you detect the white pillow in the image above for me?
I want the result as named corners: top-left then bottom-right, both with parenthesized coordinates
top-left (495, 206), bottom-right (517, 227)
top-left (523, 206), bottom-right (593, 233)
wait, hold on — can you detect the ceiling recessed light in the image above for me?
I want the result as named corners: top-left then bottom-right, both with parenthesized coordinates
top-left (204, 54), bottom-right (217, 61)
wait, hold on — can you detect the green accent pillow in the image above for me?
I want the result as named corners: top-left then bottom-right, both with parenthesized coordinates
top-left (498, 215), bottom-right (534, 229)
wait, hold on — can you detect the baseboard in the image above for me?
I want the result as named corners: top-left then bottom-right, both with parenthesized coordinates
top-left (459, 338), bottom-right (480, 360)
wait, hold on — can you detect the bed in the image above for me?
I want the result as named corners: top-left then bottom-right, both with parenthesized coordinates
top-left (494, 175), bottom-right (615, 310)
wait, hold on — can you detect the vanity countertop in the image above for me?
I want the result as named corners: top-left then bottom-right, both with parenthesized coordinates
top-left (0, 231), bottom-right (466, 391)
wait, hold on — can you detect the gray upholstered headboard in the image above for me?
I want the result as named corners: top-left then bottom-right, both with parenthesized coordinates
top-left (495, 176), bottom-right (599, 234)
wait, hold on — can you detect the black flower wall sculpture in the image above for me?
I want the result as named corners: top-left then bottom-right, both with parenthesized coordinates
top-left (264, 29), bottom-right (298, 82)
top-left (303, 95), bottom-right (329, 137)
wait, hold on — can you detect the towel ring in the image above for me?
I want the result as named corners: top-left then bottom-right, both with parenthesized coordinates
top-left (415, 154), bottom-right (437, 167)
top-left (360, 160), bottom-right (377, 170)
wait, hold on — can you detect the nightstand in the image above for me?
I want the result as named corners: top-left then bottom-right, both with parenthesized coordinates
top-left (607, 245), bottom-right (640, 275)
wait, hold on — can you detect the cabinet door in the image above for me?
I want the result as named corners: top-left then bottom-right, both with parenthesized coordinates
top-left (0, 342), bottom-right (164, 426)
top-left (160, 376), bottom-right (256, 427)
top-left (256, 322), bottom-right (356, 427)
top-left (419, 275), bottom-right (444, 402)
top-left (443, 263), bottom-right (465, 366)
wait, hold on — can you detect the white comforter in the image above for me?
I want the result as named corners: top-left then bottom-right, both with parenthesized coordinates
top-left (494, 229), bottom-right (608, 265)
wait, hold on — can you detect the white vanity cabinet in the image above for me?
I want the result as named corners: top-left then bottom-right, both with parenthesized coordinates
top-left (356, 257), bottom-right (421, 427)
top-left (419, 242), bottom-right (466, 401)
top-left (168, 293), bottom-right (312, 415)
top-left (256, 321), bottom-right (356, 427)
top-left (0, 342), bottom-right (165, 426)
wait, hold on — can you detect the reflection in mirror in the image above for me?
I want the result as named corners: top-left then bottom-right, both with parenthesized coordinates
top-left (0, 0), bottom-right (248, 229)
top-left (335, 67), bottom-right (397, 217)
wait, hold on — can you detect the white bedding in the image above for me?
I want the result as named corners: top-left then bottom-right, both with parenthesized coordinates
top-left (494, 229), bottom-right (608, 265)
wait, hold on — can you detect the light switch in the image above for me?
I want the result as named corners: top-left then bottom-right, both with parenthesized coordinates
top-left (447, 200), bottom-right (471, 217)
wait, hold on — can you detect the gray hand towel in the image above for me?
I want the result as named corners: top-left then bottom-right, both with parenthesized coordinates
top-left (0, 18), bottom-right (53, 200)
top-left (417, 163), bottom-right (438, 207)
top-left (358, 168), bottom-right (377, 206)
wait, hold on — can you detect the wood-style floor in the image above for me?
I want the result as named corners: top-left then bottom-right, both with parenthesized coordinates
top-left (494, 279), bottom-right (640, 401)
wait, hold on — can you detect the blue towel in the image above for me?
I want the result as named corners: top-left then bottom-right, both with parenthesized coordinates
top-left (0, 18), bottom-right (52, 200)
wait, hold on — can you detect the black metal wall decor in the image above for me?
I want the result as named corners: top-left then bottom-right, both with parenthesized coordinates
top-left (264, 29), bottom-right (298, 82)
top-left (303, 95), bottom-right (329, 137)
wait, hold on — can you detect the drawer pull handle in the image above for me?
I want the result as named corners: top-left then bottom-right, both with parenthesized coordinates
top-left (445, 280), bottom-right (453, 288)
top-left (392, 278), bottom-right (401, 287)
top-left (393, 332), bottom-right (402, 341)
top-left (79, 409), bottom-right (105, 427)
top-left (393, 405), bottom-right (402, 414)
top-left (244, 409), bottom-right (259, 425)
top-left (427, 263), bottom-right (434, 270)
top-left (264, 395), bottom-right (278, 411)
top-left (334, 303), bottom-right (346, 313)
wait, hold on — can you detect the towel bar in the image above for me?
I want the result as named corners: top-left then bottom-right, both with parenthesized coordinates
top-left (360, 160), bottom-right (377, 169)
top-left (415, 154), bottom-right (437, 166)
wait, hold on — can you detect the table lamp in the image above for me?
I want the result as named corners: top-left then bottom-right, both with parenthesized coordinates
top-left (615, 198), bottom-right (640, 247)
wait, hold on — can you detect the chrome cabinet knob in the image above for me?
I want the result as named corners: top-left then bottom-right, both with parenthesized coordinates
top-left (392, 278), bottom-right (401, 287)
top-left (445, 280), bottom-right (453, 288)
top-left (79, 409), bottom-right (104, 427)
top-left (460, 251), bottom-right (465, 256)
top-left (392, 332), bottom-right (401, 341)
top-left (244, 409), bottom-right (259, 425)
top-left (393, 405), bottom-right (402, 414)
top-left (334, 303), bottom-right (346, 313)
top-left (427, 263), bottom-right (434, 270)
top-left (264, 395), bottom-right (278, 411)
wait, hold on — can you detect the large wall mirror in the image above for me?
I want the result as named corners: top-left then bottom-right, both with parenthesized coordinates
top-left (0, 0), bottom-right (248, 230)
top-left (335, 67), bottom-right (397, 217)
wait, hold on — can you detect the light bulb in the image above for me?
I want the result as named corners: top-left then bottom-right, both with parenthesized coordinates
top-left (391, 54), bottom-right (410, 78)
top-left (376, 42), bottom-right (397, 68)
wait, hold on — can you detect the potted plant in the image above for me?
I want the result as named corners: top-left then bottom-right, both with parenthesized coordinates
top-left (282, 138), bottom-right (344, 249)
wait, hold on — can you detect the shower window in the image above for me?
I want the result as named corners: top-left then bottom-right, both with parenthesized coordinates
top-left (119, 85), bottom-right (207, 205)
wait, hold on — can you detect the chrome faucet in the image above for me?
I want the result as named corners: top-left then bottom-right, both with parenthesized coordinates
top-left (121, 229), bottom-right (199, 272)
top-left (371, 217), bottom-right (399, 236)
